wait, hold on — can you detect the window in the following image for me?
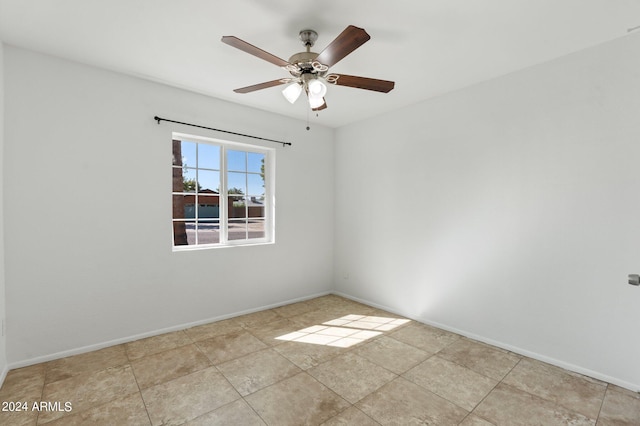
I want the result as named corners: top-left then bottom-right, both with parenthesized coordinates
top-left (171, 133), bottom-right (274, 249)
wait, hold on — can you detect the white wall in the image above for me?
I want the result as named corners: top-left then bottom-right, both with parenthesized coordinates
top-left (0, 41), bottom-right (8, 381)
top-left (3, 46), bottom-right (334, 364)
top-left (335, 33), bottom-right (640, 390)
top-left (4, 31), bottom-right (640, 392)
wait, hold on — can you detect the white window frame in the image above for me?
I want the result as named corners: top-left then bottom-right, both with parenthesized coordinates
top-left (172, 132), bottom-right (275, 251)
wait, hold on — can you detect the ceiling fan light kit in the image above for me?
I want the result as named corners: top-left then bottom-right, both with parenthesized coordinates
top-left (221, 25), bottom-right (395, 112)
top-left (282, 82), bottom-right (302, 104)
top-left (307, 79), bottom-right (327, 98)
top-left (308, 93), bottom-right (326, 109)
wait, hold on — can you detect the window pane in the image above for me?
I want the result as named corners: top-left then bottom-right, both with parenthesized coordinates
top-left (172, 140), bottom-right (197, 167)
top-left (247, 173), bottom-right (264, 196)
top-left (229, 219), bottom-right (247, 240)
top-left (183, 200), bottom-right (196, 219)
top-left (247, 200), bottom-right (265, 218)
top-left (198, 144), bottom-right (220, 170)
top-left (179, 141), bottom-right (197, 168)
top-left (173, 221), bottom-right (193, 246)
top-left (177, 168), bottom-right (197, 192)
top-left (248, 219), bottom-right (265, 239)
top-left (228, 150), bottom-right (246, 171)
top-left (229, 196), bottom-right (246, 218)
top-left (227, 171), bottom-right (246, 195)
top-left (172, 140), bottom-right (182, 166)
top-left (198, 195), bottom-right (220, 219)
top-left (247, 152), bottom-right (265, 173)
top-left (172, 166), bottom-right (184, 192)
top-left (196, 220), bottom-right (220, 245)
top-left (172, 194), bottom-right (191, 219)
top-left (185, 221), bottom-right (197, 245)
top-left (198, 170), bottom-right (219, 193)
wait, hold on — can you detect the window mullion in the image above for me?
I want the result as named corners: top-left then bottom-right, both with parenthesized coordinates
top-left (220, 145), bottom-right (228, 244)
top-left (265, 152), bottom-right (271, 242)
top-left (244, 153), bottom-right (249, 240)
top-left (194, 145), bottom-right (199, 245)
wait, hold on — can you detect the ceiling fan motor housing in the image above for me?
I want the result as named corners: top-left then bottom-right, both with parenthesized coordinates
top-left (288, 29), bottom-right (326, 79)
top-left (288, 51), bottom-right (322, 75)
top-left (299, 29), bottom-right (318, 48)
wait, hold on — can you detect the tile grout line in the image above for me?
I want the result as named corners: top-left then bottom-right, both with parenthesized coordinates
top-left (125, 329), bottom-right (196, 360)
top-left (321, 404), bottom-right (383, 426)
top-left (124, 342), bottom-right (157, 426)
top-left (130, 373), bottom-right (154, 426)
top-left (242, 394), bottom-right (271, 426)
top-left (594, 383), bottom-right (610, 425)
top-left (430, 347), bottom-right (520, 384)
top-left (395, 348), bottom-right (493, 421)
top-left (38, 366), bottom-right (145, 425)
top-left (215, 357), bottom-right (264, 425)
top-left (35, 368), bottom-right (45, 426)
top-left (222, 365), bottom-right (307, 426)
top-left (463, 356), bottom-right (524, 425)
top-left (498, 359), bottom-right (609, 423)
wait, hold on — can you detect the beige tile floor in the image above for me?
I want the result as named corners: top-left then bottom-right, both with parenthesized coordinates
top-left (1, 295), bottom-right (638, 425)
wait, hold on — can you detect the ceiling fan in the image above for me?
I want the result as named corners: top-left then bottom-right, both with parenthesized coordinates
top-left (221, 25), bottom-right (395, 111)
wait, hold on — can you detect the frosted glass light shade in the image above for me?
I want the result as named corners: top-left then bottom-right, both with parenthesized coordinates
top-left (308, 94), bottom-right (325, 109)
top-left (282, 83), bottom-right (302, 104)
top-left (307, 79), bottom-right (327, 98)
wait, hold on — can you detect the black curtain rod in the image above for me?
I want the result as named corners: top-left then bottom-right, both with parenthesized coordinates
top-left (154, 116), bottom-right (292, 147)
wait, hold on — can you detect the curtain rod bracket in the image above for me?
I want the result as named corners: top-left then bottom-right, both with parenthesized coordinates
top-left (153, 116), bottom-right (291, 146)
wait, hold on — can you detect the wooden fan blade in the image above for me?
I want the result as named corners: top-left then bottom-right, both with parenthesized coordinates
top-left (234, 79), bottom-right (287, 94)
top-left (315, 25), bottom-right (370, 68)
top-left (332, 74), bottom-right (395, 93)
top-left (312, 98), bottom-right (327, 111)
top-left (221, 36), bottom-right (290, 67)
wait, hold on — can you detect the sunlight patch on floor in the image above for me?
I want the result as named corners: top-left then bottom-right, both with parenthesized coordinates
top-left (276, 314), bottom-right (411, 348)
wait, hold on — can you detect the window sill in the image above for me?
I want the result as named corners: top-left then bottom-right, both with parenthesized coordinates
top-left (172, 240), bottom-right (275, 252)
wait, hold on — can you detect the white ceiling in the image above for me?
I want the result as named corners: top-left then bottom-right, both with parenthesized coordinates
top-left (1, 0), bottom-right (639, 128)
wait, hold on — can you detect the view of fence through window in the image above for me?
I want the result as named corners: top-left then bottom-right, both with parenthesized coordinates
top-left (172, 137), bottom-right (271, 248)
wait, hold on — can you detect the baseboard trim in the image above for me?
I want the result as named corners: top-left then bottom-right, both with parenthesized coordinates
top-left (6, 290), bottom-right (331, 371)
top-left (0, 364), bottom-right (8, 389)
top-left (333, 291), bottom-right (640, 393)
top-left (8, 289), bottom-right (637, 393)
